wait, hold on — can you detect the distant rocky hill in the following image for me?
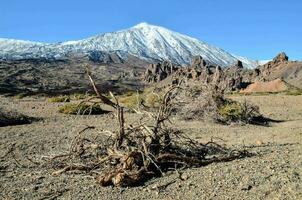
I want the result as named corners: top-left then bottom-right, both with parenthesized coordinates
top-left (251, 52), bottom-right (302, 88)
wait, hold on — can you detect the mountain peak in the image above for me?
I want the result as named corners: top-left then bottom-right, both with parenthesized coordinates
top-left (0, 23), bottom-right (257, 68)
top-left (131, 22), bottom-right (166, 31)
top-left (133, 22), bottom-right (153, 28)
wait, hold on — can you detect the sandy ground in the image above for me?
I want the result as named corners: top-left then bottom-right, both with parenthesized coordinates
top-left (0, 94), bottom-right (301, 200)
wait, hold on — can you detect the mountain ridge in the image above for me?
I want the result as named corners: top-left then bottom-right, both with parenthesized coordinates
top-left (0, 22), bottom-right (258, 68)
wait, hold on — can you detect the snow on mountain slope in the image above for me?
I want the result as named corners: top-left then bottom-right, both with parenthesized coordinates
top-left (0, 38), bottom-right (60, 60)
top-left (0, 23), bottom-right (257, 68)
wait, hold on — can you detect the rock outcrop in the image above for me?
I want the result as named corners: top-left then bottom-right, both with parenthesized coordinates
top-left (170, 56), bottom-right (220, 84)
top-left (88, 51), bottom-right (123, 63)
top-left (231, 60), bottom-right (243, 68)
top-left (191, 55), bottom-right (207, 68)
top-left (143, 56), bottom-right (248, 91)
top-left (222, 60), bottom-right (249, 91)
top-left (272, 52), bottom-right (288, 65)
top-left (143, 53), bottom-right (302, 91)
top-left (144, 61), bottom-right (180, 83)
top-left (249, 52), bottom-right (302, 88)
top-left (258, 52), bottom-right (289, 73)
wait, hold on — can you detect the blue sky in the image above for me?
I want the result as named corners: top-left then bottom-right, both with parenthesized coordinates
top-left (1, 0), bottom-right (301, 60)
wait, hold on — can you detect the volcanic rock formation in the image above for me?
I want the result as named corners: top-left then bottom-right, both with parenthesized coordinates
top-left (143, 56), bottom-right (247, 91)
top-left (144, 61), bottom-right (180, 83)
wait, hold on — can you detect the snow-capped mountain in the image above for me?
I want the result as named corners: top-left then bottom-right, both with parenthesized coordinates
top-left (0, 22), bottom-right (258, 68)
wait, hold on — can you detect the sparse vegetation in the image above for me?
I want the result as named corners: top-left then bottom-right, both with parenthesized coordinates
top-left (285, 89), bottom-right (302, 96)
top-left (48, 96), bottom-right (71, 103)
top-left (58, 103), bottom-right (109, 115)
top-left (118, 88), bottom-right (162, 110)
top-left (218, 101), bottom-right (243, 121)
top-left (14, 93), bottom-right (27, 99)
top-left (227, 91), bottom-right (279, 96)
top-left (218, 100), bottom-right (262, 124)
top-left (229, 89), bottom-right (302, 96)
top-left (179, 88), bottom-right (225, 121)
top-left (118, 91), bottom-right (142, 109)
top-left (71, 93), bottom-right (88, 100)
top-left (177, 84), bottom-right (266, 125)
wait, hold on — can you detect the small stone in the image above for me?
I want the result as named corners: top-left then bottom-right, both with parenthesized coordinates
top-left (241, 185), bottom-right (252, 191)
top-left (255, 140), bottom-right (264, 146)
top-left (180, 173), bottom-right (189, 181)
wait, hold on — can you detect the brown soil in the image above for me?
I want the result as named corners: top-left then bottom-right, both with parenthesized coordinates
top-left (240, 79), bottom-right (289, 93)
top-left (0, 94), bottom-right (301, 199)
top-left (254, 58), bottom-right (302, 89)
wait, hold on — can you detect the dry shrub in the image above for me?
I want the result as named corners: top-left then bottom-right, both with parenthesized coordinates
top-left (144, 91), bottom-right (162, 108)
top-left (176, 84), bottom-right (266, 125)
top-left (178, 86), bottom-right (226, 121)
top-left (50, 68), bottom-right (251, 187)
top-left (218, 100), bottom-right (263, 124)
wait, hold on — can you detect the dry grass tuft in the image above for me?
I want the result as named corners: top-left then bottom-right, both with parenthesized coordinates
top-left (118, 88), bottom-right (162, 110)
top-left (48, 96), bottom-right (71, 103)
top-left (14, 93), bottom-right (27, 99)
top-left (71, 93), bottom-right (88, 100)
top-left (285, 89), bottom-right (302, 96)
top-left (58, 103), bottom-right (109, 115)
